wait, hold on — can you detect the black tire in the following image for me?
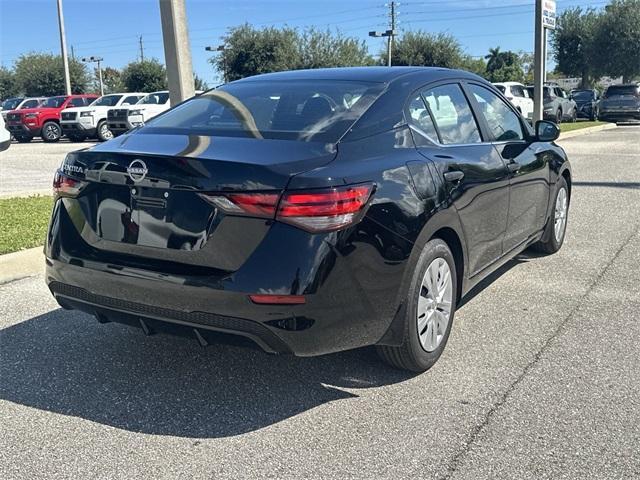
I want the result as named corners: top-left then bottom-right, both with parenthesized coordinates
top-left (377, 239), bottom-right (458, 372)
top-left (590, 106), bottom-right (598, 121)
top-left (532, 176), bottom-right (569, 255)
top-left (15, 134), bottom-right (32, 143)
top-left (42, 121), bottom-right (61, 143)
top-left (556, 108), bottom-right (563, 124)
top-left (96, 120), bottom-right (113, 142)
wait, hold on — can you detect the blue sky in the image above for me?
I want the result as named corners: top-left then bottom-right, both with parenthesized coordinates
top-left (1, 0), bottom-right (610, 88)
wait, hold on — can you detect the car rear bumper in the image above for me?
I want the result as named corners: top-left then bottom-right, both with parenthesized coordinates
top-left (599, 111), bottom-right (640, 122)
top-left (45, 198), bottom-right (411, 356)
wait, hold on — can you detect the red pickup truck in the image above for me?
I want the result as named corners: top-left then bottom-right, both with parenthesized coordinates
top-left (5, 94), bottom-right (98, 143)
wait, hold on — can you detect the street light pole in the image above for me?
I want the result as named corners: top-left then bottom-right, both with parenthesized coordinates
top-left (56, 0), bottom-right (72, 95)
top-left (82, 57), bottom-right (104, 96)
top-left (533, 0), bottom-right (545, 123)
top-left (205, 45), bottom-right (227, 83)
top-left (369, 30), bottom-right (396, 67)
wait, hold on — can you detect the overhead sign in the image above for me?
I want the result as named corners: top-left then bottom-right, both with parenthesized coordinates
top-left (542, 0), bottom-right (557, 29)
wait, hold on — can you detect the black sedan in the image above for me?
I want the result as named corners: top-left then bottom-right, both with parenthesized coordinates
top-left (45, 67), bottom-right (571, 372)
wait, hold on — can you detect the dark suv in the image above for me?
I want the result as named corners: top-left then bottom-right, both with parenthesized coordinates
top-left (598, 84), bottom-right (640, 123)
top-left (570, 89), bottom-right (600, 121)
top-left (45, 67), bottom-right (571, 372)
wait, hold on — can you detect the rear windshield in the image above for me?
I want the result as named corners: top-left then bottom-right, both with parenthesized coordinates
top-left (525, 86), bottom-right (552, 99)
top-left (572, 90), bottom-right (595, 100)
top-left (139, 92), bottom-right (170, 105)
top-left (494, 85), bottom-right (506, 94)
top-left (2, 98), bottom-right (22, 110)
top-left (605, 85), bottom-right (639, 97)
top-left (144, 80), bottom-right (384, 143)
top-left (93, 95), bottom-right (123, 107)
top-left (43, 96), bottom-right (67, 108)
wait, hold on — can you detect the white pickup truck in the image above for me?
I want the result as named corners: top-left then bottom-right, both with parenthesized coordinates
top-left (60, 92), bottom-right (146, 142)
top-left (106, 90), bottom-right (203, 136)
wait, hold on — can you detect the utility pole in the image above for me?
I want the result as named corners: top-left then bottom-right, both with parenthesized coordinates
top-left (139, 35), bottom-right (145, 62)
top-left (369, 2), bottom-right (397, 67)
top-left (71, 45), bottom-right (75, 60)
top-left (159, 0), bottom-right (195, 105)
top-left (56, 0), bottom-right (72, 95)
top-left (82, 56), bottom-right (104, 96)
top-left (389, 1), bottom-right (396, 68)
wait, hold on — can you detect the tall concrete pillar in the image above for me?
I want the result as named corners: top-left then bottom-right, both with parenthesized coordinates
top-left (159, 0), bottom-right (195, 106)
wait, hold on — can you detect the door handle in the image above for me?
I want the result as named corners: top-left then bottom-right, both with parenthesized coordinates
top-left (443, 170), bottom-right (464, 183)
top-left (507, 162), bottom-right (521, 173)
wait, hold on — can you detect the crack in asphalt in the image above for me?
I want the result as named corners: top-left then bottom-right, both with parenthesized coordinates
top-left (435, 224), bottom-right (640, 480)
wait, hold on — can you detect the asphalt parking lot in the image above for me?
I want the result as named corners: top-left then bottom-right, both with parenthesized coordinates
top-left (0, 127), bottom-right (639, 479)
top-left (0, 139), bottom-right (94, 197)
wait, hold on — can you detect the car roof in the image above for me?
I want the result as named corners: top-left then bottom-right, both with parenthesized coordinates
top-left (493, 81), bottom-right (523, 86)
top-left (232, 66), bottom-right (481, 85)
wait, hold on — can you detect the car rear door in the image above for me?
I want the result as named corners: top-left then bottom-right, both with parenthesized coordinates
top-left (412, 82), bottom-right (511, 276)
top-left (464, 82), bottom-right (549, 253)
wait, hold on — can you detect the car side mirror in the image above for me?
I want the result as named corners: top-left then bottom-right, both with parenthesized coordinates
top-left (535, 120), bottom-right (560, 142)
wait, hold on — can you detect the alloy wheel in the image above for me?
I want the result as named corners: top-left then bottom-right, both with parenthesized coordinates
top-left (45, 124), bottom-right (59, 140)
top-left (554, 187), bottom-right (568, 243)
top-left (417, 257), bottom-right (453, 352)
top-left (100, 122), bottom-right (113, 140)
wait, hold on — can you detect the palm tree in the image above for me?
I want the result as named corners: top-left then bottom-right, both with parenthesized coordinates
top-left (485, 47), bottom-right (503, 73)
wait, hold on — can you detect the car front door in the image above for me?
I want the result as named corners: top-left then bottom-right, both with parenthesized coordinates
top-left (465, 83), bottom-right (550, 253)
top-left (412, 82), bottom-right (511, 276)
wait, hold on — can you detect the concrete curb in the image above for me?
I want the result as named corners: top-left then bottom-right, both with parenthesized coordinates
top-left (559, 123), bottom-right (617, 140)
top-left (0, 247), bottom-right (44, 284)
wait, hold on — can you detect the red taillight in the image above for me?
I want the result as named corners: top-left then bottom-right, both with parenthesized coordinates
top-left (226, 193), bottom-right (279, 217)
top-left (199, 183), bottom-right (374, 233)
top-left (277, 184), bottom-right (373, 232)
top-left (249, 294), bottom-right (306, 305)
top-left (53, 171), bottom-right (87, 197)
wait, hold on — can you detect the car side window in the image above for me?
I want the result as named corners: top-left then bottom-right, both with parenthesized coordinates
top-left (422, 84), bottom-right (481, 145)
top-left (69, 98), bottom-right (85, 107)
top-left (468, 84), bottom-right (524, 142)
top-left (123, 95), bottom-right (141, 105)
top-left (407, 94), bottom-right (438, 143)
top-left (512, 85), bottom-right (525, 98)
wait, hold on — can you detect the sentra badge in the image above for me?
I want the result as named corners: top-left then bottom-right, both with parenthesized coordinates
top-left (127, 159), bottom-right (148, 183)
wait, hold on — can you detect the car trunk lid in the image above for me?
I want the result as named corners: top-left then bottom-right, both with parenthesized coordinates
top-left (58, 133), bottom-right (336, 270)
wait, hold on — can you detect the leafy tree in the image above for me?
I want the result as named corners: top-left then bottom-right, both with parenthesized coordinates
top-left (214, 24), bottom-right (302, 81)
top-left (0, 67), bottom-right (20, 99)
top-left (300, 28), bottom-right (374, 68)
top-left (99, 67), bottom-right (125, 94)
top-left (593, 0), bottom-right (640, 82)
top-left (194, 74), bottom-right (208, 91)
top-left (388, 32), bottom-right (464, 68)
top-left (484, 47), bottom-right (524, 82)
top-left (121, 59), bottom-right (168, 92)
top-left (519, 51), bottom-right (535, 84)
top-left (459, 55), bottom-right (487, 76)
top-left (551, 7), bottom-right (601, 88)
top-left (484, 47), bottom-right (504, 72)
top-left (13, 53), bottom-right (91, 96)
top-left (212, 24), bottom-right (373, 81)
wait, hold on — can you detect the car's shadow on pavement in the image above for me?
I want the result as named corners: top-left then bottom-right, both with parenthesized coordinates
top-left (0, 308), bottom-right (414, 438)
